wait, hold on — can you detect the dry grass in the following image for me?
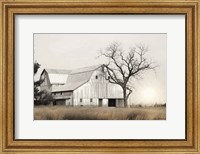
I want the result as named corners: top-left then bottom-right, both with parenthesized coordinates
top-left (34, 106), bottom-right (166, 120)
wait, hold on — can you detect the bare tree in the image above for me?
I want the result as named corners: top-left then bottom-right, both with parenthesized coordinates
top-left (100, 42), bottom-right (156, 107)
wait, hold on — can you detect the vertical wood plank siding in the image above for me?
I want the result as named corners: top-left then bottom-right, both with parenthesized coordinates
top-left (73, 68), bottom-right (123, 106)
top-left (40, 70), bottom-right (51, 92)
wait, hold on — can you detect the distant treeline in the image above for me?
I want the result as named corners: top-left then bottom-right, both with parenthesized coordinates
top-left (130, 103), bottom-right (166, 108)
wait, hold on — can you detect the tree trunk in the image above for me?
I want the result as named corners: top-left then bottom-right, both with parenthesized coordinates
top-left (123, 89), bottom-right (128, 108)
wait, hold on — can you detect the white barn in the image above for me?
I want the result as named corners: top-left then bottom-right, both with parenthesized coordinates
top-left (40, 65), bottom-right (124, 107)
top-left (40, 68), bottom-right (71, 92)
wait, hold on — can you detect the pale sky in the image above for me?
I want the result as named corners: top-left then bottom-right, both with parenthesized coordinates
top-left (34, 33), bottom-right (166, 105)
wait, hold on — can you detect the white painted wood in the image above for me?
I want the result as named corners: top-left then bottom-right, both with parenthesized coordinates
top-left (73, 67), bottom-right (123, 106)
top-left (41, 66), bottom-right (124, 106)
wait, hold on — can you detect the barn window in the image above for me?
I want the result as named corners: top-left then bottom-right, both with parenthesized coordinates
top-left (90, 98), bottom-right (93, 102)
top-left (80, 98), bottom-right (82, 102)
top-left (95, 75), bottom-right (98, 79)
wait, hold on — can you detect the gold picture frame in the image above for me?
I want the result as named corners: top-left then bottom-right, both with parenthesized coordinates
top-left (0, 0), bottom-right (199, 153)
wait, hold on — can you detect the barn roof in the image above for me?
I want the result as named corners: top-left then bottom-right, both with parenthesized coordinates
top-left (70, 65), bottom-right (101, 74)
top-left (52, 65), bottom-right (102, 92)
top-left (48, 74), bottom-right (69, 84)
top-left (41, 68), bottom-right (71, 85)
top-left (45, 68), bottom-right (71, 74)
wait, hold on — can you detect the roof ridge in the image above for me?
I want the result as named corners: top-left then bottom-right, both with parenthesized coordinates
top-left (45, 68), bottom-right (71, 74)
top-left (70, 64), bottom-right (103, 74)
top-left (70, 69), bottom-right (94, 75)
top-left (45, 68), bottom-right (71, 71)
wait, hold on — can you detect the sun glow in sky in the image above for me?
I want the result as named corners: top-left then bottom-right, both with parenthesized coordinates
top-left (142, 87), bottom-right (156, 103)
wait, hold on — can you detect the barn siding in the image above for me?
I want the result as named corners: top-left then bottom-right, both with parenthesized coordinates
top-left (107, 83), bottom-right (123, 98)
top-left (103, 99), bottom-right (108, 106)
top-left (65, 98), bottom-right (73, 106)
top-left (45, 66), bottom-right (124, 107)
top-left (40, 71), bottom-right (51, 92)
top-left (73, 98), bottom-right (99, 106)
top-left (72, 68), bottom-right (123, 106)
top-left (52, 91), bottom-right (73, 106)
top-left (116, 99), bottom-right (124, 107)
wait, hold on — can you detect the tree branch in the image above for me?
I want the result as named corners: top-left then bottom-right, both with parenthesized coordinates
top-left (99, 42), bottom-right (157, 106)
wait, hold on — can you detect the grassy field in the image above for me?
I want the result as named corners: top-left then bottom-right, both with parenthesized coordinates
top-left (34, 106), bottom-right (166, 120)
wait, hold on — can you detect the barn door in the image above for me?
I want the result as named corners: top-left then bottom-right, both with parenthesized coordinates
top-left (108, 99), bottom-right (116, 107)
top-left (98, 99), bottom-right (103, 107)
